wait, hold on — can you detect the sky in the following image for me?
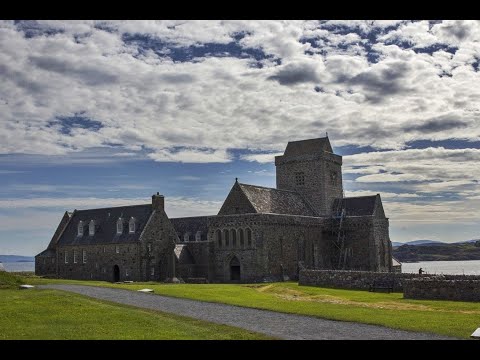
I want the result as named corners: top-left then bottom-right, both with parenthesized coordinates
top-left (1, 20), bottom-right (479, 255)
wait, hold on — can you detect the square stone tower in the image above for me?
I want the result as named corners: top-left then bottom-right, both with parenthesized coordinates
top-left (275, 137), bottom-right (343, 216)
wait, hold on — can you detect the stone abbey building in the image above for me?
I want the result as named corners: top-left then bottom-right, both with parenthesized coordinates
top-left (36, 137), bottom-right (393, 283)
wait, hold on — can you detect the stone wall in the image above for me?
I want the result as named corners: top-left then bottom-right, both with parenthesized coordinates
top-left (218, 182), bottom-right (256, 215)
top-left (208, 213), bottom-right (328, 282)
top-left (139, 209), bottom-right (178, 281)
top-left (56, 244), bottom-right (141, 282)
top-left (276, 152), bottom-right (343, 216)
top-left (35, 253), bottom-right (56, 277)
top-left (404, 277), bottom-right (480, 302)
top-left (299, 269), bottom-right (480, 292)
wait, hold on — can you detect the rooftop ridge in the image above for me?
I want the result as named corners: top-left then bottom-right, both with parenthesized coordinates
top-left (238, 182), bottom-right (300, 193)
top-left (74, 203), bottom-right (151, 213)
top-left (341, 195), bottom-right (379, 199)
top-left (287, 136), bottom-right (328, 144)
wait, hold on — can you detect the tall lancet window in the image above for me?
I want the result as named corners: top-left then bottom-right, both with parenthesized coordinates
top-left (78, 221), bottom-right (84, 236)
top-left (129, 217), bottom-right (136, 233)
top-left (89, 220), bottom-right (95, 236)
top-left (117, 218), bottom-right (123, 234)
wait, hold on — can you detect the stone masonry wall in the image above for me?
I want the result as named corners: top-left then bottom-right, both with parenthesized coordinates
top-left (404, 277), bottom-right (480, 302)
top-left (276, 153), bottom-right (343, 216)
top-left (299, 269), bottom-right (480, 292)
top-left (218, 182), bottom-right (256, 215)
top-left (35, 253), bottom-right (56, 277)
top-left (208, 213), bottom-right (329, 282)
top-left (140, 209), bottom-right (178, 281)
top-left (57, 244), bottom-right (141, 282)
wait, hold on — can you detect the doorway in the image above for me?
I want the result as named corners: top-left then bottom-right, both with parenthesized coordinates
top-left (230, 256), bottom-right (240, 281)
top-left (113, 265), bottom-right (120, 282)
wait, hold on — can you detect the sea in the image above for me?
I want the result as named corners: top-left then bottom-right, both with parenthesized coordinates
top-left (401, 260), bottom-right (480, 275)
top-left (1, 262), bottom-right (35, 272)
top-left (2, 259), bottom-right (480, 275)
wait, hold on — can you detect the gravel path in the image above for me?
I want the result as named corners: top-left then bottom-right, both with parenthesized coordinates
top-left (41, 284), bottom-right (455, 340)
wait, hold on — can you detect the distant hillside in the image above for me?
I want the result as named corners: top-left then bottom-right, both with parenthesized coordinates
top-left (0, 255), bottom-right (35, 263)
top-left (393, 242), bottom-right (480, 262)
top-left (392, 240), bottom-right (444, 247)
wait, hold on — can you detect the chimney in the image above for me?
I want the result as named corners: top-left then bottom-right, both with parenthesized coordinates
top-left (152, 192), bottom-right (165, 211)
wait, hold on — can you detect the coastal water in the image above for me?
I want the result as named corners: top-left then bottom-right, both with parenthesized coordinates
top-left (2, 262), bottom-right (35, 272)
top-left (402, 260), bottom-right (480, 275)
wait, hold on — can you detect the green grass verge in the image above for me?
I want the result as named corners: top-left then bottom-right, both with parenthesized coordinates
top-left (0, 271), bottom-right (23, 289)
top-left (19, 274), bottom-right (479, 339)
top-left (0, 287), bottom-right (271, 340)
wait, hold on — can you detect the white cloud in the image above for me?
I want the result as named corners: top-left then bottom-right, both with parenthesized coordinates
top-left (345, 190), bottom-right (419, 199)
top-left (0, 196), bottom-right (222, 217)
top-left (240, 152), bottom-right (283, 163)
top-left (147, 148), bottom-right (232, 163)
top-left (1, 20), bottom-right (479, 162)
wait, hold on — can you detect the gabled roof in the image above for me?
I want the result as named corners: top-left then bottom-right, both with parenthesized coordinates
top-left (238, 183), bottom-right (317, 216)
top-left (283, 137), bottom-right (333, 157)
top-left (170, 216), bottom-right (209, 241)
top-left (56, 204), bottom-right (152, 246)
top-left (332, 195), bottom-right (379, 216)
top-left (36, 249), bottom-right (56, 257)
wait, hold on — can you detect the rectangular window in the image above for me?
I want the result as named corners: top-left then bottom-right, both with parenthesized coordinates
top-left (295, 172), bottom-right (305, 186)
top-left (82, 250), bottom-right (87, 263)
top-left (64, 251), bottom-right (68, 264)
top-left (151, 267), bottom-right (155, 276)
top-left (103, 247), bottom-right (106, 253)
top-left (73, 250), bottom-right (77, 264)
top-left (117, 221), bottom-right (123, 234)
top-left (147, 243), bottom-right (151, 253)
top-left (116, 246), bottom-right (120, 254)
top-left (125, 269), bottom-right (129, 277)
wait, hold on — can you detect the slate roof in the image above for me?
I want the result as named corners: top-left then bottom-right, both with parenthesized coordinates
top-left (36, 249), bottom-right (56, 257)
top-left (170, 216), bottom-right (209, 241)
top-left (284, 137), bottom-right (333, 157)
top-left (332, 195), bottom-right (378, 216)
top-left (238, 183), bottom-right (317, 216)
top-left (56, 204), bottom-right (152, 246)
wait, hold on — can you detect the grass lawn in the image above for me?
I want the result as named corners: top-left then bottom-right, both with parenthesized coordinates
top-left (17, 274), bottom-right (480, 339)
top-left (23, 274), bottom-right (480, 339)
top-left (0, 274), bottom-right (271, 339)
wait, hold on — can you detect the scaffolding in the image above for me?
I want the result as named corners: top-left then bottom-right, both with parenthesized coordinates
top-left (331, 199), bottom-right (347, 269)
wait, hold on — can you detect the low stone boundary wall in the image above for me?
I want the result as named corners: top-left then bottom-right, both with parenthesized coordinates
top-left (404, 278), bottom-right (480, 302)
top-left (299, 269), bottom-right (480, 292)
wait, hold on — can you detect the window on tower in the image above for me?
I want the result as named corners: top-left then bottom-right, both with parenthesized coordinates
top-left (295, 172), bottom-right (305, 186)
top-left (330, 171), bottom-right (338, 186)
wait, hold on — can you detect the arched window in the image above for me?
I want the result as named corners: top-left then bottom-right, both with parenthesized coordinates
top-left (89, 220), bottom-right (95, 236)
top-left (78, 221), bottom-right (83, 236)
top-left (195, 231), bottom-right (202, 242)
top-left (184, 233), bottom-right (190, 242)
top-left (129, 217), bottom-right (136, 233)
top-left (216, 229), bottom-right (222, 247)
top-left (231, 229), bottom-right (237, 248)
top-left (239, 229), bottom-right (244, 248)
top-left (117, 218), bottom-right (123, 234)
top-left (247, 228), bottom-right (252, 247)
top-left (224, 229), bottom-right (229, 247)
